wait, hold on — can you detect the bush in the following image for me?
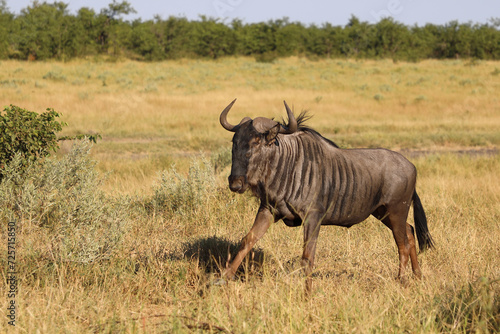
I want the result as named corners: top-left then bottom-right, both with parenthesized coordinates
top-left (0, 105), bottom-right (64, 179)
top-left (151, 157), bottom-right (217, 217)
top-left (0, 140), bottom-right (131, 263)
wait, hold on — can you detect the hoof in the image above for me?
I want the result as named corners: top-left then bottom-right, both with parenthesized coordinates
top-left (212, 278), bottom-right (227, 286)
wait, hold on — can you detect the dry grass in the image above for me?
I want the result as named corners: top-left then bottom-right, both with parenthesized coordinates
top-left (0, 58), bottom-right (499, 333)
top-left (1, 57), bottom-right (499, 192)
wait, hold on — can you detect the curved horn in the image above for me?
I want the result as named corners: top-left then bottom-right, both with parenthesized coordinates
top-left (220, 99), bottom-right (251, 132)
top-left (280, 101), bottom-right (298, 134)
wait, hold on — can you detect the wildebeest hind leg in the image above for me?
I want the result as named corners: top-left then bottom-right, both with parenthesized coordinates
top-left (406, 223), bottom-right (422, 279)
top-left (382, 213), bottom-right (411, 282)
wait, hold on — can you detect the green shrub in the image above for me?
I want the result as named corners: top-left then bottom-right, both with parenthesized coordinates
top-left (0, 105), bottom-right (102, 181)
top-left (0, 105), bottom-right (64, 178)
top-left (42, 71), bottom-right (67, 82)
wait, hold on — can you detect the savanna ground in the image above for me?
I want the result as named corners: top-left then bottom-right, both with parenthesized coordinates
top-left (0, 57), bottom-right (499, 333)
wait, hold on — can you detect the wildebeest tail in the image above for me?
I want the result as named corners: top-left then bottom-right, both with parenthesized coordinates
top-left (412, 190), bottom-right (435, 251)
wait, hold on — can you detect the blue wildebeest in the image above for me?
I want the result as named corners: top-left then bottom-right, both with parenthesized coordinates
top-left (219, 99), bottom-right (434, 293)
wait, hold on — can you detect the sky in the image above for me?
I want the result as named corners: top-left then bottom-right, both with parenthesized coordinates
top-left (4, 0), bottom-right (500, 26)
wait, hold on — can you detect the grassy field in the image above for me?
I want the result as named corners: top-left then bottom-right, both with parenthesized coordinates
top-left (1, 57), bottom-right (499, 192)
top-left (0, 57), bottom-right (499, 333)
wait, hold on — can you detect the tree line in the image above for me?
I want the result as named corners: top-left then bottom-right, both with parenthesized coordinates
top-left (1, 1), bottom-right (499, 62)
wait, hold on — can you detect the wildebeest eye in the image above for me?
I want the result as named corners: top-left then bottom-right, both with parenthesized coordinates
top-left (251, 137), bottom-right (260, 147)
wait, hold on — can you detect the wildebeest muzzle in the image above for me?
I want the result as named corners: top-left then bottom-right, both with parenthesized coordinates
top-left (228, 175), bottom-right (248, 193)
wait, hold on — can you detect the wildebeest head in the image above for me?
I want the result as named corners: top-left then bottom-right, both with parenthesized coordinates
top-left (220, 99), bottom-right (297, 193)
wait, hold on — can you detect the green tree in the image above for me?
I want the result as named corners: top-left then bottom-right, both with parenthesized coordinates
top-left (159, 16), bottom-right (193, 59)
top-left (0, 0), bottom-right (16, 59)
top-left (191, 17), bottom-right (236, 59)
top-left (126, 19), bottom-right (163, 60)
top-left (3, 2), bottom-right (500, 62)
top-left (343, 16), bottom-right (374, 57)
top-left (434, 21), bottom-right (461, 58)
top-left (75, 7), bottom-right (99, 56)
top-left (236, 21), bottom-right (277, 56)
top-left (471, 24), bottom-right (500, 59)
top-left (275, 18), bottom-right (307, 56)
top-left (95, 1), bottom-right (136, 55)
top-left (406, 25), bottom-right (437, 61)
top-left (306, 23), bottom-right (345, 58)
top-left (373, 18), bottom-right (410, 59)
top-left (456, 23), bottom-right (474, 58)
top-left (17, 2), bottom-right (73, 60)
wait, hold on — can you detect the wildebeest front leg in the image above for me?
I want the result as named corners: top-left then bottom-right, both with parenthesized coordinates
top-left (222, 206), bottom-right (273, 280)
top-left (301, 212), bottom-right (322, 295)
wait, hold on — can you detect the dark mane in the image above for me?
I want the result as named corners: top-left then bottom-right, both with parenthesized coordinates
top-left (280, 111), bottom-right (339, 148)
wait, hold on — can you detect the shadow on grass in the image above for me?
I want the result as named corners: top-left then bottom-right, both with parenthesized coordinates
top-left (176, 235), bottom-right (268, 278)
top-left (176, 239), bottom-right (355, 280)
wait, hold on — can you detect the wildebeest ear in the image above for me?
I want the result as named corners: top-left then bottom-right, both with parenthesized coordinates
top-left (265, 124), bottom-right (280, 144)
